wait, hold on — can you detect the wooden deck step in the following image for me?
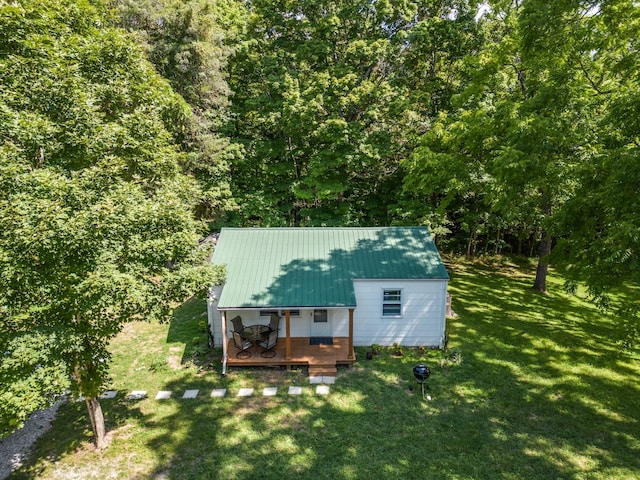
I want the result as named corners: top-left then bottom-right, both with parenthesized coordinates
top-left (308, 365), bottom-right (337, 377)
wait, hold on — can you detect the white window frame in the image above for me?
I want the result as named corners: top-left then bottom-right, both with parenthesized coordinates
top-left (382, 289), bottom-right (403, 318)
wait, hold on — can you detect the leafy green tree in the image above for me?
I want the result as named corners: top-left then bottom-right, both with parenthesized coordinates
top-left (112, 0), bottom-right (243, 221)
top-left (554, 0), bottom-right (640, 347)
top-left (406, 0), bottom-right (599, 291)
top-left (0, 0), bottom-right (223, 447)
top-left (228, 0), bottom-right (477, 226)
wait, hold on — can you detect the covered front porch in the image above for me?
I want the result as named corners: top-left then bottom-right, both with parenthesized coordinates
top-left (221, 309), bottom-right (356, 377)
top-left (226, 337), bottom-right (355, 376)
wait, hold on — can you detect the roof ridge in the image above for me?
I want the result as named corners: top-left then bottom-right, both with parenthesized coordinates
top-left (219, 226), bottom-right (427, 231)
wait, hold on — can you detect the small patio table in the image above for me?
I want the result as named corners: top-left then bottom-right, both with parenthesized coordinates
top-left (240, 325), bottom-right (270, 350)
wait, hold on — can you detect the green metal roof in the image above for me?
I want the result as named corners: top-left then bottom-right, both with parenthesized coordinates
top-left (212, 227), bottom-right (449, 309)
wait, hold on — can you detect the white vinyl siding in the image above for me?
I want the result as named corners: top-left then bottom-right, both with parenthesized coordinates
top-left (209, 281), bottom-right (447, 348)
top-left (208, 286), bottom-right (224, 347)
top-left (353, 279), bottom-right (448, 347)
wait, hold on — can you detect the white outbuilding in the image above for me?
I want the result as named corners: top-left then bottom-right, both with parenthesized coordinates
top-left (207, 227), bottom-right (449, 373)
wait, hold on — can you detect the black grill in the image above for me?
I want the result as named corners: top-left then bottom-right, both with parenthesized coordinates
top-left (413, 364), bottom-right (431, 400)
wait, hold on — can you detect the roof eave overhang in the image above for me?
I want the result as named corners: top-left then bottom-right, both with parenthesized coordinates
top-left (217, 305), bottom-right (357, 311)
top-left (352, 277), bottom-right (449, 281)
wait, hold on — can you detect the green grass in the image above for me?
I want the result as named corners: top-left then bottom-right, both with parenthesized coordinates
top-left (10, 257), bottom-right (640, 479)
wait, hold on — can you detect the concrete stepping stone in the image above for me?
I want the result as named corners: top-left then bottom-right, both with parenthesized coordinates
top-left (110, 384), bottom-right (330, 401)
top-left (288, 386), bottom-right (302, 395)
top-left (263, 387), bottom-right (277, 396)
top-left (309, 376), bottom-right (336, 385)
top-left (126, 390), bottom-right (147, 400)
top-left (182, 389), bottom-right (199, 399)
top-left (237, 388), bottom-right (253, 397)
top-left (316, 385), bottom-right (330, 395)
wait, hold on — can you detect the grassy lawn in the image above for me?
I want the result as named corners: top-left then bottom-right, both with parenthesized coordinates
top-left (10, 257), bottom-right (640, 479)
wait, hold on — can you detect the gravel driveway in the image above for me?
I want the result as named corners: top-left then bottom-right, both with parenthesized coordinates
top-left (0, 400), bottom-right (63, 480)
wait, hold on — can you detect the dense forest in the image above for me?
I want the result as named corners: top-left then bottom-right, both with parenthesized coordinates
top-left (113, 0), bottom-right (638, 282)
top-left (110, 0), bottom-right (638, 308)
top-left (1, 0), bottom-right (638, 447)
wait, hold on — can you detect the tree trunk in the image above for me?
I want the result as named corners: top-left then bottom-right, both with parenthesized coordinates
top-left (467, 229), bottom-right (477, 256)
top-left (85, 396), bottom-right (108, 449)
top-left (533, 232), bottom-right (552, 293)
top-left (517, 233), bottom-right (523, 256)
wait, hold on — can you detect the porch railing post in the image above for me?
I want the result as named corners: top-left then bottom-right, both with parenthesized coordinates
top-left (348, 308), bottom-right (354, 360)
top-left (221, 311), bottom-right (228, 375)
top-left (285, 309), bottom-right (291, 360)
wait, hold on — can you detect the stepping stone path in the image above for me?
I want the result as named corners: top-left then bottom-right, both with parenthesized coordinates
top-left (102, 383), bottom-right (332, 401)
top-left (288, 386), bottom-right (303, 395)
top-left (309, 376), bottom-right (336, 385)
top-left (316, 385), bottom-right (330, 395)
top-left (211, 389), bottom-right (227, 398)
top-left (100, 390), bottom-right (117, 399)
top-left (182, 389), bottom-right (199, 399)
top-left (126, 390), bottom-right (147, 400)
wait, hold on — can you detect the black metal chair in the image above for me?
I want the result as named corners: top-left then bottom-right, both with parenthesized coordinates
top-left (266, 313), bottom-right (280, 334)
top-left (232, 331), bottom-right (252, 359)
top-left (230, 315), bottom-right (245, 335)
top-left (259, 330), bottom-right (278, 358)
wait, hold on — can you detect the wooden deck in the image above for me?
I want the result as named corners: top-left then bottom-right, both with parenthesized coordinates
top-left (226, 337), bottom-right (355, 375)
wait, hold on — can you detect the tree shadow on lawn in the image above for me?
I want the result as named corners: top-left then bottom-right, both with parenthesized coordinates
top-left (446, 264), bottom-right (640, 477)
top-left (131, 263), bottom-right (639, 479)
top-left (13, 264), bottom-right (639, 479)
top-left (11, 394), bottom-right (145, 480)
top-left (167, 295), bottom-right (215, 368)
top-left (139, 357), bottom-right (638, 478)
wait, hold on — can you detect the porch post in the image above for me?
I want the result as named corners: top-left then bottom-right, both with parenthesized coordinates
top-left (221, 311), bottom-right (228, 375)
top-left (285, 309), bottom-right (291, 360)
top-left (348, 308), bottom-right (354, 360)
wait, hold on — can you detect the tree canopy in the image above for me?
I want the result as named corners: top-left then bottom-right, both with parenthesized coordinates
top-left (112, 0), bottom-right (243, 221)
top-left (0, 0), bottom-right (224, 445)
top-left (1, 0), bottom-right (638, 447)
top-left (402, 0), bottom-right (639, 338)
top-left (226, 0), bottom-right (479, 226)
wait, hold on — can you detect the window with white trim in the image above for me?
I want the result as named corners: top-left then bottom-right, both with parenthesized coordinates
top-left (382, 289), bottom-right (402, 317)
